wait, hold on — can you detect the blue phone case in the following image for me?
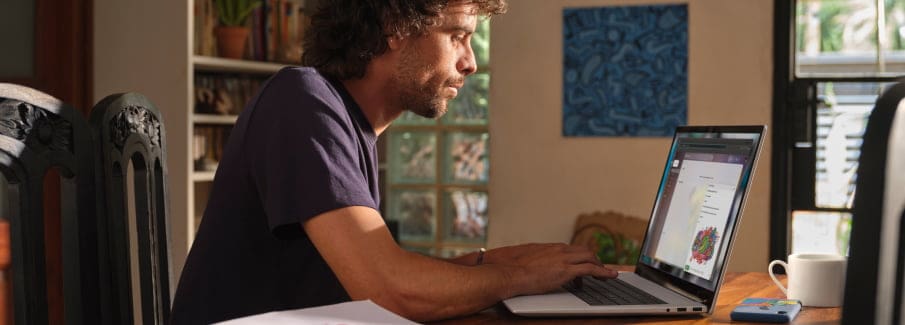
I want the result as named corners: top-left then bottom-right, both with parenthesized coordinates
top-left (730, 298), bottom-right (802, 323)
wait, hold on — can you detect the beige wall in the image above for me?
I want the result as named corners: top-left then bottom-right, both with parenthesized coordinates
top-left (486, 0), bottom-right (773, 272)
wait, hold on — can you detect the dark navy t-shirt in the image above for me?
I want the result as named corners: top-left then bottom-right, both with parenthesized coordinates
top-left (170, 67), bottom-right (380, 324)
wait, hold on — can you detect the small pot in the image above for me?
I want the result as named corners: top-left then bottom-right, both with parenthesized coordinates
top-left (215, 26), bottom-right (250, 59)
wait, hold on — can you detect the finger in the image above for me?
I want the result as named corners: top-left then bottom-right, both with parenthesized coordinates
top-left (539, 243), bottom-right (569, 253)
top-left (562, 250), bottom-right (604, 266)
top-left (563, 244), bottom-right (592, 253)
top-left (594, 266), bottom-right (619, 279)
top-left (570, 263), bottom-right (618, 279)
top-left (572, 276), bottom-right (583, 289)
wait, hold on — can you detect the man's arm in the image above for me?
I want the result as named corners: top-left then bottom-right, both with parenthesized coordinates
top-left (444, 251), bottom-right (481, 266)
top-left (304, 206), bottom-right (616, 322)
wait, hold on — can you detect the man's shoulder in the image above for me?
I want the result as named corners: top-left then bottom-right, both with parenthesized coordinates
top-left (269, 66), bottom-right (334, 91)
top-left (259, 67), bottom-right (344, 109)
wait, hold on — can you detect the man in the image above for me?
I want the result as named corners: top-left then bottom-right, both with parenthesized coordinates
top-left (170, 0), bottom-right (617, 323)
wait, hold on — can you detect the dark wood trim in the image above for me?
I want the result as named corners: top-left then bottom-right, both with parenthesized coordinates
top-left (770, 0), bottom-right (793, 262)
top-left (4, 0), bottom-right (93, 113)
top-left (1, 0), bottom-right (92, 324)
top-left (42, 170), bottom-right (63, 325)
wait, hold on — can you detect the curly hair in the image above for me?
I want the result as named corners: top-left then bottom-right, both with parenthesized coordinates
top-left (301, 0), bottom-right (507, 80)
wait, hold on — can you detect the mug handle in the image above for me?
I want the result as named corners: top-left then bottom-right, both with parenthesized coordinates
top-left (768, 260), bottom-right (789, 297)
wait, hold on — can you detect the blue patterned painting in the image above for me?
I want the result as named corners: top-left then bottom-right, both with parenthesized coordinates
top-left (563, 4), bottom-right (688, 137)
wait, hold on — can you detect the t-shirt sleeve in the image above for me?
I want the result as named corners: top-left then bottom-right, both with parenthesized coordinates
top-left (245, 69), bottom-right (377, 237)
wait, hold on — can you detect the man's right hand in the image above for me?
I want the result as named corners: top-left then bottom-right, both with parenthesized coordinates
top-left (483, 243), bottom-right (619, 297)
top-left (305, 206), bottom-right (618, 321)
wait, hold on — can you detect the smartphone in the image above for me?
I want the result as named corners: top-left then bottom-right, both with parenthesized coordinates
top-left (730, 298), bottom-right (802, 323)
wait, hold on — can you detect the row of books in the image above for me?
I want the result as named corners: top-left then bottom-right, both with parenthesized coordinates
top-left (194, 0), bottom-right (311, 63)
top-left (194, 73), bottom-right (267, 116)
top-left (193, 125), bottom-right (233, 172)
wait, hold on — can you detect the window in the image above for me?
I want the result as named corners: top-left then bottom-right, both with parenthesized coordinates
top-left (772, 0), bottom-right (905, 259)
top-left (381, 19), bottom-right (492, 257)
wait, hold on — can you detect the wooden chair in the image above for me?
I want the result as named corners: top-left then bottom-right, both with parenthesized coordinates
top-left (570, 210), bottom-right (647, 265)
top-left (0, 83), bottom-right (101, 324)
top-left (90, 93), bottom-right (173, 325)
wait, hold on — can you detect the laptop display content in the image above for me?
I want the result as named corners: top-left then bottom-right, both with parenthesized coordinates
top-left (503, 125), bottom-right (766, 317)
top-left (639, 127), bottom-right (763, 291)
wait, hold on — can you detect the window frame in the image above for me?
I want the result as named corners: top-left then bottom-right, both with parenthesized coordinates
top-left (771, 0), bottom-right (905, 261)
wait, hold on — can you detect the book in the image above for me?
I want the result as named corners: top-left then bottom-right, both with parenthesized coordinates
top-left (194, 0), bottom-right (218, 56)
top-left (195, 0), bottom-right (307, 62)
top-left (194, 73), bottom-right (266, 115)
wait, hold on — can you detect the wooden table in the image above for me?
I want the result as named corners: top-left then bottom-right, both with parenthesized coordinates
top-left (433, 269), bottom-right (841, 324)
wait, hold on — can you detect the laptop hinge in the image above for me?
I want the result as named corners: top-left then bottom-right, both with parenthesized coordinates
top-left (662, 282), bottom-right (707, 303)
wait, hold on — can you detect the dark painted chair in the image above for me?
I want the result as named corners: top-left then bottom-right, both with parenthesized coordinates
top-left (90, 93), bottom-right (173, 325)
top-left (0, 83), bottom-right (100, 324)
top-left (841, 80), bottom-right (905, 324)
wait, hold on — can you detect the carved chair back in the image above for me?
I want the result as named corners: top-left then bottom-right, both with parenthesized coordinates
top-left (0, 83), bottom-right (101, 324)
top-left (90, 93), bottom-right (173, 325)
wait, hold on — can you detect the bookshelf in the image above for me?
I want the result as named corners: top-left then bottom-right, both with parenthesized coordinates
top-left (94, 0), bottom-right (303, 278)
top-left (193, 113), bottom-right (239, 125)
top-left (193, 55), bottom-right (285, 74)
top-left (192, 171), bottom-right (217, 182)
top-left (191, 57), bottom-right (285, 231)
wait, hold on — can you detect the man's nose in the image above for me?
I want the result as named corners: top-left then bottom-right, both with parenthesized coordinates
top-left (458, 43), bottom-right (477, 76)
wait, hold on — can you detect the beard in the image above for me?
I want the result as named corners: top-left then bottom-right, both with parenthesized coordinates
top-left (394, 46), bottom-right (463, 119)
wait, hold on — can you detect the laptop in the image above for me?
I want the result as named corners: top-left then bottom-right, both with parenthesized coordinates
top-left (503, 125), bottom-right (767, 316)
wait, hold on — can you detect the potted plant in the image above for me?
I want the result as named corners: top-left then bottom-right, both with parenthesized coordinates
top-left (214, 0), bottom-right (262, 59)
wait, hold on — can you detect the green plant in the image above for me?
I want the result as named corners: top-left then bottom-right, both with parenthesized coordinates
top-left (215, 0), bottom-right (262, 27)
top-left (592, 232), bottom-right (640, 265)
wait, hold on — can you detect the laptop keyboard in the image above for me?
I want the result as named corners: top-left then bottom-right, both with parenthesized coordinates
top-left (563, 277), bottom-right (667, 306)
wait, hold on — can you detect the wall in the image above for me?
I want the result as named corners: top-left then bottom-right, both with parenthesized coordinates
top-left (0, 0), bottom-right (34, 77)
top-left (486, 0), bottom-right (773, 272)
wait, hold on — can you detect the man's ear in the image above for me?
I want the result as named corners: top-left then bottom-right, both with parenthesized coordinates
top-left (387, 34), bottom-right (405, 51)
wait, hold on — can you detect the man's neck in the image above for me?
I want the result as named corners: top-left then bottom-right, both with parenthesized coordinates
top-left (341, 73), bottom-right (403, 136)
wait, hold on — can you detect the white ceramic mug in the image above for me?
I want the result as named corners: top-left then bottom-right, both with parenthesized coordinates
top-left (768, 253), bottom-right (847, 307)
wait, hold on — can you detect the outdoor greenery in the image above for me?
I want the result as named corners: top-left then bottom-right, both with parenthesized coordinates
top-left (796, 0), bottom-right (905, 53)
top-left (473, 18), bottom-right (491, 67)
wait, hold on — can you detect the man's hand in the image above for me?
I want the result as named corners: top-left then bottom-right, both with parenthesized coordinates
top-left (483, 243), bottom-right (618, 297)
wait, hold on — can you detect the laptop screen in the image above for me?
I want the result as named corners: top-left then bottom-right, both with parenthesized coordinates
top-left (638, 126), bottom-right (764, 292)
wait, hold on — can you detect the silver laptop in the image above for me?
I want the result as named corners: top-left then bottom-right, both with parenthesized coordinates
top-left (503, 125), bottom-right (766, 317)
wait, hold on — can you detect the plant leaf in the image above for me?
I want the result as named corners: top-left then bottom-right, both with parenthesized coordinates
top-left (215, 0), bottom-right (227, 25)
top-left (237, 0), bottom-right (262, 26)
top-left (215, 0), bottom-right (262, 26)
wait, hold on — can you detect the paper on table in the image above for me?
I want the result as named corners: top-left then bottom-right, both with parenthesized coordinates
top-left (216, 300), bottom-right (419, 325)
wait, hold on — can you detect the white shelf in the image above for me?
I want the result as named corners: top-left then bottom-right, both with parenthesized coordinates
top-left (192, 170), bottom-right (217, 182)
top-left (194, 113), bottom-right (239, 124)
top-left (193, 55), bottom-right (288, 74)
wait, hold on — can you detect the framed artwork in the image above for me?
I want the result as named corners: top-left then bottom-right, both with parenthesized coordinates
top-left (563, 4), bottom-right (688, 137)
